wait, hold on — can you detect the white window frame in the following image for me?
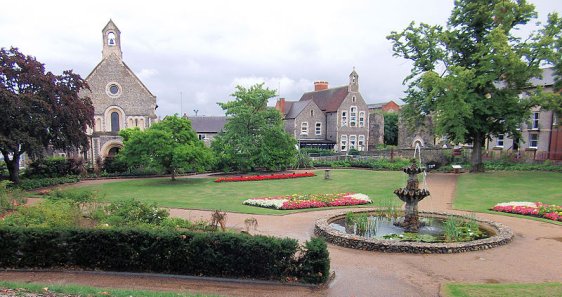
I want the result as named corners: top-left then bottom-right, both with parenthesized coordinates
top-left (341, 111), bottom-right (348, 127)
top-left (350, 106), bottom-right (357, 127)
top-left (529, 133), bottom-right (538, 148)
top-left (358, 135), bottom-right (365, 151)
top-left (198, 134), bottom-right (206, 140)
top-left (301, 122), bottom-right (309, 135)
top-left (496, 134), bottom-right (504, 147)
top-left (340, 135), bottom-right (348, 152)
top-left (359, 111), bottom-right (365, 127)
top-left (349, 135), bottom-right (357, 150)
top-left (315, 122), bottom-right (322, 135)
top-left (532, 112), bottom-right (539, 129)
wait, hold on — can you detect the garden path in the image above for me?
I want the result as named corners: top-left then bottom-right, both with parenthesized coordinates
top-left (2, 173), bottom-right (561, 297)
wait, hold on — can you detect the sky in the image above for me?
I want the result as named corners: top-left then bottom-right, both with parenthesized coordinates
top-left (0, 0), bottom-right (560, 117)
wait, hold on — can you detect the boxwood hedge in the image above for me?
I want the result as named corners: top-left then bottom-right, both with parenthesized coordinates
top-left (0, 227), bottom-right (329, 284)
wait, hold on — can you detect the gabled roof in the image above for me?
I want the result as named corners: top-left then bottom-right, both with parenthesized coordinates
top-left (282, 101), bottom-right (294, 116)
top-left (285, 101), bottom-right (311, 119)
top-left (367, 102), bottom-right (386, 109)
top-left (188, 116), bottom-right (228, 133)
top-left (84, 55), bottom-right (156, 98)
top-left (299, 86), bottom-right (348, 112)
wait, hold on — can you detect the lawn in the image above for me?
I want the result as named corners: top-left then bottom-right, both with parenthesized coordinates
top-left (441, 282), bottom-right (562, 297)
top-left (0, 281), bottom-right (218, 297)
top-left (65, 169), bottom-right (404, 214)
top-left (455, 171), bottom-right (562, 224)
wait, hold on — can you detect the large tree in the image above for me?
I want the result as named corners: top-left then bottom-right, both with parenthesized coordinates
top-left (212, 84), bottom-right (297, 172)
top-left (0, 47), bottom-right (94, 183)
top-left (119, 115), bottom-right (213, 180)
top-left (387, 0), bottom-right (562, 172)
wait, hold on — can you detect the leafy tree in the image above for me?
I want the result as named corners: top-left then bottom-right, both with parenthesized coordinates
top-left (0, 47), bottom-right (94, 183)
top-left (212, 84), bottom-right (297, 172)
top-left (119, 115), bottom-right (213, 180)
top-left (383, 112), bottom-right (399, 146)
top-left (387, 0), bottom-right (562, 172)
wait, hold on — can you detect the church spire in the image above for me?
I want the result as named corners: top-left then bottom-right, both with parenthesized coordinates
top-left (349, 67), bottom-right (359, 92)
top-left (102, 19), bottom-right (122, 60)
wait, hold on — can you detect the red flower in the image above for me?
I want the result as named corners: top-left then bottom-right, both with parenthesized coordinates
top-left (215, 172), bottom-right (315, 183)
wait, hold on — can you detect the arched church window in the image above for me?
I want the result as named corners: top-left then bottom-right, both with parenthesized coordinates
top-left (111, 112), bottom-right (120, 132)
top-left (107, 32), bottom-right (116, 46)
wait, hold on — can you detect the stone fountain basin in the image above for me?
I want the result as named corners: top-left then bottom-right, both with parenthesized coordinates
top-left (314, 210), bottom-right (514, 254)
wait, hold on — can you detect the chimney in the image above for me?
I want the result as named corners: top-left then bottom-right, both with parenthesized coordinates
top-left (275, 98), bottom-right (286, 114)
top-left (314, 81), bottom-right (329, 91)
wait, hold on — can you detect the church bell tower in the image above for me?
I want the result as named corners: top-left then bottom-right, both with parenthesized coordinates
top-left (102, 19), bottom-right (122, 60)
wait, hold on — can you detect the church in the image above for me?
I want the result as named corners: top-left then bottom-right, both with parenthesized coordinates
top-left (81, 20), bottom-right (158, 163)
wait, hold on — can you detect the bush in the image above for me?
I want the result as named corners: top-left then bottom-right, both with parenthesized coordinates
top-left (483, 160), bottom-right (562, 172)
top-left (0, 181), bottom-right (25, 215)
top-left (25, 157), bottom-right (87, 178)
top-left (1, 200), bottom-right (82, 228)
top-left (0, 227), bottom-right (330, 283)
top-left (102, 157), bottom-right (129, 174)
top-left (311, 158), bottom-right (410, 171)
top-left (16, 176), bottom-right (80, 190)
top-left (103, 199), bottom-right (169, 226)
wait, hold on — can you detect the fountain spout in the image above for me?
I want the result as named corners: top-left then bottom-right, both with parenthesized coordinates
top-left (394, 159), bottom-right (430, 232)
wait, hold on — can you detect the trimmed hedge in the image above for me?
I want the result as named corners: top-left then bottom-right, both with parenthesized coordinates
top-left (15, 176), bottom-right (80, 190)
top-left (312, 158), bottom-right (410, 171)
top-left (0, 227), bottom-right (330, 284)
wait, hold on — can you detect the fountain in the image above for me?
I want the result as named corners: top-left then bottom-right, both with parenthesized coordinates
top-left (393, 159), bottom-right (430, 232)
top-left (314, 148), bottom-right (514, 253)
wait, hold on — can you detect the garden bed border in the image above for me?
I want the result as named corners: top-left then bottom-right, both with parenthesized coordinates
top-left (314, 209), bottom-right (514, 254)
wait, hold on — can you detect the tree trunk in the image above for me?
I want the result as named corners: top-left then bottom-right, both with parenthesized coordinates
top-left (171, 168), bottom-right (176, 181)
top-left (470, 133), bottom-right (484, 173)
top-left (4, 154), bottom-right (21, 185)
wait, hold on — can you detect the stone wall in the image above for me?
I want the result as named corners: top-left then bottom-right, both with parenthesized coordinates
top-left (398, 116), bottom-right (436, 148)
top-left (368, 113), bottom-right (384, 150)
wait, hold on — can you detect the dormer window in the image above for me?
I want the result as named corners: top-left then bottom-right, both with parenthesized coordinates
top-left (107, 32), bottom-right (116, 46)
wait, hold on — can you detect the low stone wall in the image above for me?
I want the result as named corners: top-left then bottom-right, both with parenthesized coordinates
top-left (314, 210), bottom-right (514, 254)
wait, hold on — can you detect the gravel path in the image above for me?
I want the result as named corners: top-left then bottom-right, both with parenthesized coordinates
top-left (1, 173), bottom-right (561, 297)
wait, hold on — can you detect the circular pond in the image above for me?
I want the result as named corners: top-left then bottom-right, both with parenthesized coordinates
top-left (315, 210), bottom-right (514, 253)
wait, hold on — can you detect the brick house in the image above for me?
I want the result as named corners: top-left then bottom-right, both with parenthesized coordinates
top-left (488, 68), bottom-right (561, 160)
top-left (276, 69), bottom-right (369, 152)
top-left (368, 100), bottom-right (401, 113)
top-left (81, 20), bottom-right (158, 163)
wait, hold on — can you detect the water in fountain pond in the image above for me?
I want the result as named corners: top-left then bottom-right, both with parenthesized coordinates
top-left (329, 215), bottom-right (492, 242)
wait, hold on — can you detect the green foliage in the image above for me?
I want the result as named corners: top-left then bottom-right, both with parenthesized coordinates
top-left (0, 227), bottom-right (329, 283)
top-left (443, 215), bottom-right (484, 242)
top-left (120, 116), bottom-right (214, 180)
top-left (348, 148), bottom-right (360, 156)
top-left (25, 157), bottom-right (87, 178)
top-left (301, 148), bottom-right (336, 156)
top-left (15, 176), bottom-right (80, 190)
top-left (483, 159), bottom-right (562, 172)
top-left (311, 158), bottom-right (410, 171)
top-left (1, 200), bottom-right (82, 228)
top-left (46, 189), bottom-right (97, 204)
top-left (383, 112), bottom-right (399, 145)
top-left (103, 199), bottom-right (169, 226)
top-left (387, 1), bottom-right (562, 172)
top-left (293, 150), bottom-right (312, 169)
top-left (102, 156), bottom-right (129, 173)
top-left (442, 282), bottom-right (562, 297)
top-left (212, 84), bottom-right (297, 172)
top-left (0, 181), bottom-right (25, 215)
top-left (0, 47), bottom-right (94, 184)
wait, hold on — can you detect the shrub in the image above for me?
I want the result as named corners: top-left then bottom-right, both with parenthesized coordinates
top-left (0, 181), bottom-right (25, 215)
top-left (311, 158), bottom-right (410, 171)
top-left (102, 156), bottom-right (129, 174)
top-left (0, 227), bottom-right (330, 283)
top-left (1, 200), bottom-right (81, 228)
top-left (103, 199), bottom-right (169, 226)
top-left (16, 176), bottom-right (80, 190)
top-left (46, 189), bottom-right (97, 204)
top-left (25, 157), bottom-right (86, 178)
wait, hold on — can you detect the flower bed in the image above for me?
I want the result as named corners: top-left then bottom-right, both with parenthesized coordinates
top-left (491, 201), bottom-right (562, 221)
top-left (243, 193), bottom-right (371, 210)
top-left (215, 172), bottom-right (315, 183)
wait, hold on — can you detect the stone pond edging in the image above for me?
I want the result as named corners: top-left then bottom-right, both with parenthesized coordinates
top-left (314, 210), bottom-right (514, 254)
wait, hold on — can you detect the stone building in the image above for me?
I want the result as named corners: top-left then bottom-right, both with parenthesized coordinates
top-left (185, 115), bottom-right (228, 146)
top-left (82, 20), bottom-right (158, 163)
top-left (276, 69), bottom-right (369, 152)
top-left (488, 67), bottom-right (561, 160)
top-left (367, 100), bottom-right (401, 113)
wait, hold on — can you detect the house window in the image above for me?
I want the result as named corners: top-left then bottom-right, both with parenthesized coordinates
top-left (358, 135), bottom-right (365, 151)
top-left (340, 135), bottom-right (348, 151)
top-left (198, 134), bottom-right (206, 140)
top-left (310, 110), bottom-right (314, 117)
top-left (496, 134), bottom-right (504, 147)
top-left (350, 106), bottom-right (357, 127)
top-left (341, 111), bottom-right (348, 127)
top-left (111, 112), bottom-right (120, 132)
top-left (301, 122), bottom-right (308, 135)
top-left (359, 111), bottom-right (365, 127)
top-left (531, 112), bottom-right (539, 129)
top-left (350, 135), bottom-right (357, 149)
top-left (352, 96), bottom-right (356, 103)
top-left (529, 134), bottom-right (538, 148)
top-left (315, 122), bottom-right (321, 135)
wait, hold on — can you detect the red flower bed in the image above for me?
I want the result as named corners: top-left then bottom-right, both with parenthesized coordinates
top-left (215, 172), bottom-right (315, 183)
top-left (491, 202), bottom-right (561, 222)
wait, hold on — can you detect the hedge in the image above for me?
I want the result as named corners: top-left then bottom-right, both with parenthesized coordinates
top-left (0, 227), bottom-right (330, 284)
top-left (15, 176), bottom-right (81, 190)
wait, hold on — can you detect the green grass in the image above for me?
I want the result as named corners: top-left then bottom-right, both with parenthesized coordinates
top-left (442, 282), bottom-right (562, 297)
top-left (455, 171), bottom-right (562, 224)
top-left (64, 170), bottom-right (404, 215)
top-left (0, 280), bottom-right (219, 297)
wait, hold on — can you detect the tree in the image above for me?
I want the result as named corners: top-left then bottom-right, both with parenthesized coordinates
top-left (0, 47), bottom-right (94, 183)
top-left (119, 115), bottom-right (213, 180)
top-left (387, 0), bottom-right (562, 172)
top-left (383, 112), bottom-right (398, 146)
top-left (212, 84), bottom-right (297, 172)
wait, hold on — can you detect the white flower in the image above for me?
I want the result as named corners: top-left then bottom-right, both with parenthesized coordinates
top-left (243, 198), bottom-right (287, 209)
top-left (345, 193), bottom-right (371, 202)
top-left (494, 201), bottom-right (537, 208)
